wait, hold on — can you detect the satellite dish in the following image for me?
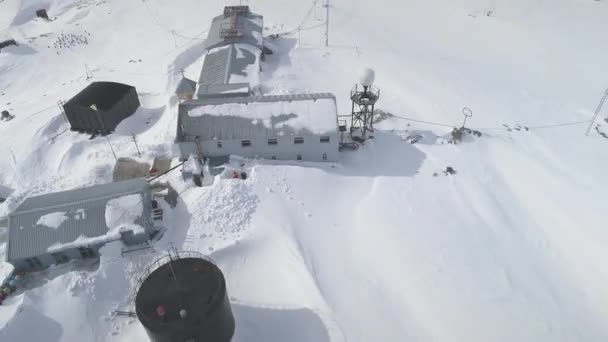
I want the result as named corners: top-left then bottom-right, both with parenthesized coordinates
top-left (359, 68), bottom-right (375, 87)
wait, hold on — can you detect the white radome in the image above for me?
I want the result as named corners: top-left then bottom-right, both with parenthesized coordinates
top-left (359, 67), bottom-right (375, 87)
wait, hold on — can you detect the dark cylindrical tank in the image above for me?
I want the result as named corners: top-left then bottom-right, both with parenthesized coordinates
top-left (135, 256), bottom-right (235, 342)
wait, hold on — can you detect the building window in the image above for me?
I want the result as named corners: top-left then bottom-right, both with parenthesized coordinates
top-left (268, 138), bottom-right (278, 146)
top-left (322, 153), bottom-right (328, 161)
top-left (217, 141), bottom-right (223, 148)
top-left (241, 140), bottom-right (252, 147)
top-left (294, 137), bottom-right (304, 144)
top-left (297, 154), bottom-right (302, 161)
top-left (271, 156), bottom-right (277, 160)
top-left (320, 136), bottom-right (330, 143)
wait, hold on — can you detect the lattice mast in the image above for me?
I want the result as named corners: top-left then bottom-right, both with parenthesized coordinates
top-left (350, 68), bottom-right (380, 140)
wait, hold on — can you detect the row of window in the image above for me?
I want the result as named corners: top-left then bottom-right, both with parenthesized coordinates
top-left (269, 153), bottom-right (328, 161)
top-left (216, 136), bottom-right (331, 149)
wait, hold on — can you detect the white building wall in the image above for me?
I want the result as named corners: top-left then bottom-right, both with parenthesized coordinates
top-left (179, 132), bottom-right (340, 162)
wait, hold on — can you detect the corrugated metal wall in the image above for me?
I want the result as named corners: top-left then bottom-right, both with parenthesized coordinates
top-left (179, 132), bottom-right (340, 162)
top-left (7, 187), bottom-right (153, 262)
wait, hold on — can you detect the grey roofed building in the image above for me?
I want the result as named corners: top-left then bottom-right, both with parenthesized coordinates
top-left (6, 178), bottom-right (158, 271)
top-left (205, 6), bottom-right (263, 51)
top-left (175, 93), bottom-right (340, 162)
top-left (176, 77), bottom-right (196, 95)
top-left (198, 6), bottom-right (263, 99)
top-left (176, 76), bottom-right (197, 101)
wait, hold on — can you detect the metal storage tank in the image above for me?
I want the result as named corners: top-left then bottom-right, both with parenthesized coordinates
top-left (63, 81), bottom-right (140, 134)
top-left (135, 251), bottom-right (235, 342)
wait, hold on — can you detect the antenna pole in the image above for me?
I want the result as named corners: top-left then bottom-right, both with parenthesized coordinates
top-left (106, 136), bottom-right (118, 161)
top-left (324, 0), bottom-right (330, 47)
top-left (585, 88), bottom-right (608, 136)
top-left (132, 134), bottom-right (141, 157)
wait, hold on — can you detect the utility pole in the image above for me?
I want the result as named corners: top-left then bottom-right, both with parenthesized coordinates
top-left (585, 88), bottom-right (608, 135)
top-left (106, 136), bottom-right (117, 161)
top-left (324, 0), bottom-right (330, 47)
top-left (462, 107), bottom-right (473, 128)
top-left (132, 134), bottom-right (141, 157)
top-left (171, 30), bottom-right (178, 48)
top-left (85, 64), bottom-right (93, 81)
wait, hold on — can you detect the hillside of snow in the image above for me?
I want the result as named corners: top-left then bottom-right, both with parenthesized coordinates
top-left (1, 0), bottom-right (608, 341)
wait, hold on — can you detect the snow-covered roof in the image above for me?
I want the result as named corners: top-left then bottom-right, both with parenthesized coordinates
top-left (197, 6), bottom-right (263, 98)
top-left (6, 179), bottom-right (152, 261)
top-left (177, 93), bottom-right (339, 140)
top-left (197, 43), bottom-right (260, 98)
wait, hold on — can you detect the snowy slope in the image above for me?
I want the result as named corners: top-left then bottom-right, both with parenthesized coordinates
top-left (1, 0), bottom-right (608, 341)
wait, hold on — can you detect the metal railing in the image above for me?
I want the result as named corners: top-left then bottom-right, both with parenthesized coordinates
top-left (134, 248), bottom-right (216, 294)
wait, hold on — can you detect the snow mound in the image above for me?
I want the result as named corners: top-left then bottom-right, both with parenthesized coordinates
top-left (183, 178), bottom-right (259, 252)
top-left (36, 211), bottom-right (68, 229)
top-left (105, 194), bottom-right (143, 230)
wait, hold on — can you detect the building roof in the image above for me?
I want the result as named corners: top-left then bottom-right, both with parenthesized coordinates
top-left (205, 6), bottom-right (263, 51)
top-left (198, 6), bottom-right (263, 98)
top-left (176, 93), bottom-right (339, 140)
top-left (197, 44), bottom-right (260, 97)
top-left (176, 76), bottom-right (197, 95)
top-left (64, 81), bottom-right (137, 112)
top-left (7, 178), bottom-right (151, 261)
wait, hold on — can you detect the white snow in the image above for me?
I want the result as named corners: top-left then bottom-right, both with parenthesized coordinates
top-left (105, 194), bottom-right (143, 230)
top-left (182, 155), bottom-right (202, 175)
top-left (1, 0), bottom-right (608, 341)
top-left (228, 44), bottom-right (261, 87)
top-left (36, 211), bottom-right (68, 229)
top-left (73, 208), bottom-right (86, 221)
top-left (46, 232), bottom-right (121, 253)
top-left (188, 98), bottom-right (338, 134)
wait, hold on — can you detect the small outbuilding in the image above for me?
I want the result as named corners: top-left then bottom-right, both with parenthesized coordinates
top-left (36, 9), bottom-right (49, 20)
top-left (176, 93), bottom-right (340, 162)
top-left (6, 178), bottom-right (159, 272)
top-left (63, 81), bottom-right (140, 134)
top-left (175, 76), bottom-right (197, 102)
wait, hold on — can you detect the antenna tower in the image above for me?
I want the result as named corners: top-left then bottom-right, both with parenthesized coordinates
top-left (349, 68), bottom-right (380, 141)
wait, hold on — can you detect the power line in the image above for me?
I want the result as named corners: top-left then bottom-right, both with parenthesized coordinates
top-left (385, 113), bottom-right (592, 132)
top-left (390, 114), bottom-right (455, 128)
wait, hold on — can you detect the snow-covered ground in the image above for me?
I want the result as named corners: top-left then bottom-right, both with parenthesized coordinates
top-left (1, 0), bottom-right (608, 341)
